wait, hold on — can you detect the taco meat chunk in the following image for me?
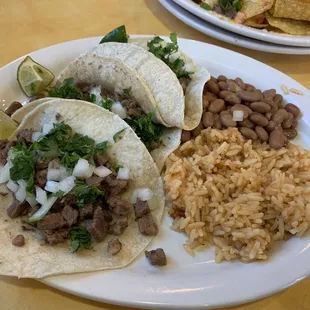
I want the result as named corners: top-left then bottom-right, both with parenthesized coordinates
top-left (37, 213), bottom-right (66, 230)
top-left (44, 229), bottom-right (70, 245)
top-left (145, 248), bottom-right (167, 266)
top-left (79, 203), bottom-right (94, 220)
top-left (12, 235), bottom-right (25, 247)
top-left (7, 200), bottom-right (30, 218)
top-left (61, 205), bottom-right (78, 227)
top-left (85, 207), bottom-right (108, 242)
top-left (108, 237), bottom-right (122, 255)
top-left (107, 196), bottom-right (132, 215)
top-left (35, 169), bottom-right (48, 188)
top-left (0, 140), bottom-right (16, 165)
top-left (5, 101), bottom-right (23, 117)
top-left (134, 199), bottom-right (150, 219)
top-left (16, 129), bottom-right (34, 144)
top-left (138, 213), bottom-right (158, 236)
top-left (109, 216), bottom-right (128, 235)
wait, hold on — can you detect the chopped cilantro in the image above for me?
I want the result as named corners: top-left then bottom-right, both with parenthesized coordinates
top-left (113, 128), bottom-right (126, 142)
top-left (219, 0), bottom-right (242, 12)
top-left (200, 2), bottom-right (212, 10)
top-left (125, 112), bottom-right (163, 150)
top-left (52, 190), bottom-right (65, 198)
top-left (61, 133), bottom-right (96, 158)
top-left (123, 87), bottom-right (132, 98)
top-left (99, 97), bottom-right (113, 111)
top-left (48, 78), bottom-right (96, 103)
top-left (147, 33), bottom-right (192, 79)
top-left (99, 25), bottom-right (129, 44)
top-left (95, 141), bottom-right (109, 155)
top-left (70, 226), bottom-right (91, 253)
top-left (72, 181), bottom-right (105, 208)
top-left (112, 163), bottom-right (123, 173)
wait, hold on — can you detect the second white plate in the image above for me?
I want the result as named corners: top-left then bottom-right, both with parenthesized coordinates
top-left (159, 0), bottom-right (310, 54)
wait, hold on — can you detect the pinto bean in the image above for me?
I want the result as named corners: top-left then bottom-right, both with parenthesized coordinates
top-left (282, 113), bottom-right (294, 129)
top-left (208, 99), bottom-right (225, 113)
top-left (219, 91), bottom-right (241, 105)
top-left (245, 84), bottom-right (256, 92)
top-left (265, 121), bottom-right (277, 133)
top-left (283, 128), bottom-right (298, 140)
top-left (227, 80), bottom-right (241, 92)
top-left (181, 130), bottom-right (191, 143)
top-left (250, 102), bottom-right (271, 113)
top-left (237, 90), bottom-right (261, 102)
top-left (202, 112), bottom-right (215, 128)
top-left (265, 112), bottom-right (273, 120)
top-left (291, 118), bottom-right (298, 129)
top-left (217, 75), bottom-right (227, 82)
top-left (203, 96), bottom-right (209, 110)
top-left (214, 114), bottom-right (222, 129)
top-left (239, 127), bottom-right (257, 140)
top-left (272, 109), bottom-right (289, 124)
top-left (218, 81), bottom-right (228, 91)
top-left (239, 118), bottom-right (255, 129)
top-left (263, 89), bottom-right (276, 100)
top-left (234, 78), bottom-right (246, 90)
top-left (220, 111), bottom-right (236, 128)
top-left (273, 94), bottom-right (283, 107)
top-left (285, 103), bottom-right (300, 118)
top-left (206, 80), bottom-right (220, 95)
top-left (230, 104), bottom-right (252, 119)
top-left (192, 121), bottom-right (204, 138)
top-left (249, 113), bottom-right (269, 127)
top-left (255, 126), bottom-right (269, 142)
top-left (204, 92), bottom-right (218, 102)
top-left (269, 130), bottom-right (285, 149)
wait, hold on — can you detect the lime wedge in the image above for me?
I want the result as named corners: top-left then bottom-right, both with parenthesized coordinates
top-left (0, 110), bottom-right (18, 139)
top-left (17, 56), bottom-right (54, 97)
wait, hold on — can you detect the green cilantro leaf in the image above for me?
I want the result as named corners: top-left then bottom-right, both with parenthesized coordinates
top-left (200, 2), bottom-right (212, 10)
top-left (113, 129), bottom-right (126, 142)
top-left (70, 226), bottom-right (91, 253)
top-left (95, 141), bottom-right (109, 155)
top-left (99, 97), bottom-right (113, 111)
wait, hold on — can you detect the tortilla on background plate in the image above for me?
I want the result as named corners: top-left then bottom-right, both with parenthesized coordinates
top-left (0, 99), bottom-right (165, 278)
top-left (270, 0), bottom-right (310, 22)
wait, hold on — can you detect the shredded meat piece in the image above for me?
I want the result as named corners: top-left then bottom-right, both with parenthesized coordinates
top-left (94, 154), bottom-right (109, 166)
top-left (37, 213), bottom-right (66, 230)
top-left (12, 235), bottom-right (25, 247)
top-left (108, 237), bottom-right (122, 255)
top-left (145, 248), bottom-right (167, 266)
top-left (79, 203), bottom-right (94, 220)
top-left (138, 214), bottom-right (158, 236)
top-left (109, 216), bottom-right (128, 235)
top-left (7, 200), bottom-right (30, 218)
top-left (108, 196), bottom-right (132, 215)
top-left (16, 129), bottom-right (34, 144)
top-left (61, 205), bottom-right (78, 227)
top-left (35, 169), bottom-right (48, 188)
top-left (0, 140), bottom-right (16, 165)
top-left (120, 99), bottom-right (144, 117)
top-left (102, 174), bottom-right (128, 196)
top-left (86, 175), bottom-right (104, 186)
top-left (85, 207), bottom-right (108, 242)
top-left (134, 199), bottom-right (150, 219)
top-left (44, 228), bottom-right (70, 245)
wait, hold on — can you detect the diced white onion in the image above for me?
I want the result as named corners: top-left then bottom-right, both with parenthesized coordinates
top-left (7, 180), bottom-right (18, 193)
top-left (42, 123), bottom-right (54, 135)
top-left (89, 86), bottom-right (102, 104)
top-left (32, 131), bottom-right (44, 142)
top-left (117, 167), bottom-right (130, 180)
top-left (15, 180), bottom-right (27, 202)
top-left (169, 51), bottom-right (181, 62)
top-left (111, 102), bottom-right (127, 119)
top-left (73, 159), bottom-right (95, 179)
top-left (0, 162), bottom-right (12, 184)
top-left (36, 186), bottom-right (48, 205)
top-left (233, 110), bottom-right (244, 122)
top-left (131, 188), bottom-right (153, 204)
top-left (44, 180), bottom-right (60, 193)
top-left (47, 168), bottom-right (61, 181)
top-left (183, 62), bottom-right (194, 73)
top-left (28, 196), bottom-right (58, 223)
top-left (94, 166), bottom-right (112, 178)
top-left (59, 165), bottom-right (69, 181)
top-left (26, 196), bottom-right (37, 207)
top-left (58, 175), bottom-right (76, 194)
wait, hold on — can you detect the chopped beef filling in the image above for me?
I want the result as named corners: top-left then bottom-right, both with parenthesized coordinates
top-left (108, 237), bottom-right (122, 255)
top-left (108, 196), bottom-right (132, 215)
top-left (5, 101), bottom-right (23, 117)
top-left (16, 129), bottom-right (33, 144)
top-left (61, 205), bottom-right (78, 227)
top-left (44, 229), bottom-right (70, 245)
top-left (37, 213), bottom-right (66, 230)
top-left (94, 153), bottom-right (109, 166)
top-left (85, 207), bottom-right (108, 242)
top-left (12, 235), bottom-right (25, 247)
top-left (134, 199), bottom-right (150, 219)
top-left (102, 173), bottom-right (128, 196)
top-left (35, 169), bottom-right (48, 188)
top-left (0, 140), bottom-right (16, 165)
top-left (138, 214), bottom-right (158, 236)
top-left (120, 99), bottom-right (144, 117)
top-left (7, 200), bottom-right (30, 218)
top-left (86, 175), bottom-right (104, 187)
top-left (145, 248), bottom-right (167, 266)
top-left (36, 159), bottom-right (50, 170)
top-left (109, 216), bottom-right (128, 235)
top-left (79, 203), bottom-right (94, 220)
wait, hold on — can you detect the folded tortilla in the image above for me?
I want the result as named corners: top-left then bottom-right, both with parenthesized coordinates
top-left (92, 40), bottom-right (210, 131)
top-left (270, 0), bottom-right (310, 21)
top-left (266, 12), bottom-right (310, 35)
top-left (0, 99), bottom-right (165, 278)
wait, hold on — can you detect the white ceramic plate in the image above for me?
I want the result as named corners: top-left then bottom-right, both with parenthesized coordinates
top-left (1, 36), bottom-right (310, 309)
top-left (172, 0), bottom-right (310, 47)
top-left (159, 0), bottom-right (310, 55)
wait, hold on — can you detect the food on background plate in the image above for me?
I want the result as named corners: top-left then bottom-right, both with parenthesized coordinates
top-left (145, 248), bottom-right (167, 266)
top-left (165, 128), bottom-right (310, 262)
top-left (93, 26), bottom-right (210, 130)
top-left (0, 99), bottom-right (164, 278)
top-left (192, 0), bottom-right (310, 35)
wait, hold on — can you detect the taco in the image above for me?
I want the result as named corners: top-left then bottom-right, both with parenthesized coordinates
top-left (92, 29), bottom-right (210, 131)
top-left (10, 57), bottom-right (182, 171)
top-left (0, 99), bottom-right (165, 278)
